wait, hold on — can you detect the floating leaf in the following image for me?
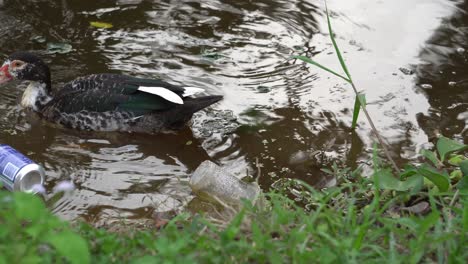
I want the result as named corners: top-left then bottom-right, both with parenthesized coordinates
top-left (436, 136), bottom-right (467, 162)
top-left (292, 55), bottom-right (350, 83)
top-left (90, 21), bottom-right (113, 29)
top-left (47, 42), bottom-right (73, 54)
top-left (351, 93), bottom-right (365, 129)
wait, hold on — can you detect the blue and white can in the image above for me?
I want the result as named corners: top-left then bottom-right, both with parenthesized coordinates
top-left (0, 144), bottom-right (45, 192)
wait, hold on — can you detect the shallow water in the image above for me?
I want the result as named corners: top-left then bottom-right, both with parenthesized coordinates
top-left (0, 0), bottom-right (466, 223)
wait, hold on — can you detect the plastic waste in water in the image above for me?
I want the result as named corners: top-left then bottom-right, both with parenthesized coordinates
top-left (189, 160), bottom-right (260, 205)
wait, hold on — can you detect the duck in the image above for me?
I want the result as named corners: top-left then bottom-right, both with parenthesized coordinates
top-left (0, 51), bottom-right (223, 133)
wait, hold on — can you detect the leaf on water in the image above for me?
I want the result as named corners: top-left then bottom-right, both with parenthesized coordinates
top-left (292, 55), bottom-right (351, 83)
top-left (417, 164), bottom-right (450, 192)
top-left (90, 21), bottom-right (113, 29)
top-left (351, 93), bottom-right (365, 129)
top-left (436, 136), bottom-right (467, 162)
top-left (46, 42), bottom-right (73, 54)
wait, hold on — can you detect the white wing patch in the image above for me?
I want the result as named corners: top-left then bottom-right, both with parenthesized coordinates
top-left (138, 86), bottom-right (183, 104)
top-left (182, 87), bottom-right (205, 97)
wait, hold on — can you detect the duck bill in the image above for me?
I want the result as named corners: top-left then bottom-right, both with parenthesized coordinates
top-left (0, 64), bottom-right (13, 84)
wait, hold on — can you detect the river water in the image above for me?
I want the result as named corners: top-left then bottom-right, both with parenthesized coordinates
top-left (0, 0), bottom-right (466, 224)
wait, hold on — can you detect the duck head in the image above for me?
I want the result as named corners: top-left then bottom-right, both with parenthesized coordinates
top-left (0, 51), bottom-right (51, 91)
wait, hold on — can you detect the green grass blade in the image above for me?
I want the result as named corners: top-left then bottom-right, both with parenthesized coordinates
top-left (324, 2), bottom-right (352, 82)
top-left (293, 55), bottom-right (351, 83)
top-left (351, 93), bottom-right (366, 129)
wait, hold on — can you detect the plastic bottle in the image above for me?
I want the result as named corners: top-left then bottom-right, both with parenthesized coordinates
top-left (189, 160), bottom-right (260, 205)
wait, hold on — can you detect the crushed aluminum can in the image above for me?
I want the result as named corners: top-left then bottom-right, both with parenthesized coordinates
top-left (0, 144), bottom-right (45, 193)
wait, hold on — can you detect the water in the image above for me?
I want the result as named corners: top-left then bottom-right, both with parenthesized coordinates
top-left (0, 0), bottom-right (466, 224)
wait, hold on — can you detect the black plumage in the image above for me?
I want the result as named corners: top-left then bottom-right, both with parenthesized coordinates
top-left (0, 52), bottom-right (223, 133)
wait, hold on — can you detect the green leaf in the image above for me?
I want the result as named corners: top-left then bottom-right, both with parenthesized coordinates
top-left (448, 155), bottom-right (465, 166)
top-left (436, 136), bottom-right (467, 162)
top-left (292, 55), bottom-right (350, 82)
top-left (90, 21), bottom-right (113, 29)
top-left (46, 231), bottom-right (90, 264)
top-left (457, 176), bottom-right (468, 192)
top-left (460, 160), bottom-right (468, 176)
top-left (417, 210), bottom-right (439, 234)
top-left (416, 165), bottom-right (450, 192)
top-left (463, 200), bottom-right (468, 231)
top-left (400, 165), bottom-right (418, 178)
top-left (325, 2), bottom-right (352, 81)
top-left (351, 93), bottom-right (365, 129)
top-left (374, 169), bottom-right (423, 191)
top-left (14, 193), bottom-right (46, 221)
top-left (420, 149), bottom-right (441, 167)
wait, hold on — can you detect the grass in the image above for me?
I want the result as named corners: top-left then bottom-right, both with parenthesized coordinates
top-left (0, 136), bottom-right (467, 263)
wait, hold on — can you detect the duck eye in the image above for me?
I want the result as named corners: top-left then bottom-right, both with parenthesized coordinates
top-left (12, 61), bottom-right (24, 67)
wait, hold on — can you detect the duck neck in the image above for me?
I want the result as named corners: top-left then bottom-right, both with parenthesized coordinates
top-left (21, 81), bottom-right (52, 111)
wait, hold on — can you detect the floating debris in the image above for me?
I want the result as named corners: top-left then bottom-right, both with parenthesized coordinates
top-left (53, 180), bottom-right (75, 193)
top-left (30, 35), bottom-right (46, 43)
top-left (46, 42), bottom-right (73, 54)
top-left (399, 67), bottom-right (414, 75)
top-left (189, 160), bottom-right (261, 206)
top-left (90, 21), bottom-right (113, 29)
top-left (256, 86), bottom-right (271, 93)
top-left (420, 84), bottom-right (433, 89)
top-left (194, 110), bottom-right (239, 138)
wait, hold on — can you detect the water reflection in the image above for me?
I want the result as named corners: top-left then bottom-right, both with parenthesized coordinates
top-left (415, 0), bottom-right (468, 143)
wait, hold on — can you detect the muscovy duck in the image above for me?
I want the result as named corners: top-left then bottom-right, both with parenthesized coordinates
top-left (0, 51), bottom-right (222, 133)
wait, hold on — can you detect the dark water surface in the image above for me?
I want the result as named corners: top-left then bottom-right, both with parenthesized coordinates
top-left (0, 0), bottom-right (466, 223)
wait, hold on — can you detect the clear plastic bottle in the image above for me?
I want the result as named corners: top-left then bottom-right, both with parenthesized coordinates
top-left (189, 161), bottom-right (260, 205)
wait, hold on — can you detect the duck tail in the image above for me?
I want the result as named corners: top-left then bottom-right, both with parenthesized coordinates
top-left (183, 95), bottom-right (223, 114)
top-left (166, 95), bottom-right (223, 128)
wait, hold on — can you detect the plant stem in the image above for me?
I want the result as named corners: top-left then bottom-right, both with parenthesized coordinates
top-left (349, 81), bottom-right (400, 174)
